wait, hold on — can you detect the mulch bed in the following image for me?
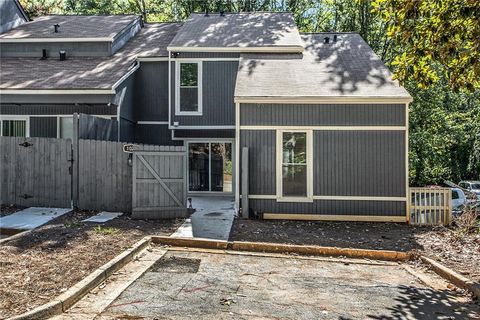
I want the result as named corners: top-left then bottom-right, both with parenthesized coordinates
top-left (0, 210), bottom-right (183, 319)
top-left (0, 204), bottom-right (24, 217)
top-left (229, 219), bottom-right (480, 283)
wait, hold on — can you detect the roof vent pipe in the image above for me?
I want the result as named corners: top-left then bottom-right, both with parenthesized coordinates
top-left (333, 34), bottom-right (338, 42)
top-left (59, 50), bottom-right (66, 61)
top-left (53, 23), bottom-right (60, 33)
top-left (324, 37), bottom-right (330, 44)
top-left (41, 49), bottom-right (47, 60)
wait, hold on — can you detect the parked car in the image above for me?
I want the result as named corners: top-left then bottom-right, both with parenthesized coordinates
top-left (458, 181), bottom-right (480, 198)
top-left (452, 188), bottom-right (467, 213)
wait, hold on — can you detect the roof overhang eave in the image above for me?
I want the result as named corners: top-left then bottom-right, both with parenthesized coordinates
top-left (167, 46), bottom-right (304, 53)
top-left (0, 89), bottom-right (116, 95)
top-left (234, 95), bottom-right (414, 104)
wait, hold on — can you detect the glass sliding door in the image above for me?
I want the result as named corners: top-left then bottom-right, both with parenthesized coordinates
top-left (188, 142), bottom-right (233, 193)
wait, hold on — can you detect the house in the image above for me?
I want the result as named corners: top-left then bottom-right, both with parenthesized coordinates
top-left (0, 11), bottom-right (412, 222)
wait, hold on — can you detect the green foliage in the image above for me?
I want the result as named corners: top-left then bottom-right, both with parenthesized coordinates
top-left (372, 0), bottom-right (480, 92)
top-left (93, 225), bottom-right (120, 235)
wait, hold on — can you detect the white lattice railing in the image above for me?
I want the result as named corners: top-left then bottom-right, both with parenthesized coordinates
top-left (409, 188), bottom-right (452, 226)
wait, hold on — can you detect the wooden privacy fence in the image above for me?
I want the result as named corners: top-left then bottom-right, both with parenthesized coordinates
top-left (0, 137), bottom-right (72, 208)
top-left (1, 136), bottom-right (188, 216)
top-left (132, 145), bottom-right (188, 219)
top-left (409, 188), bottom-right (452, 225)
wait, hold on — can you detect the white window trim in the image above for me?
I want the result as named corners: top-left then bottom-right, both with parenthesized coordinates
top-left (0, 115), bottom-right (30, 137)
top-left (276, 129), bottom-right (313, 202)
top-left (175, 61), bottom-right (203, 116)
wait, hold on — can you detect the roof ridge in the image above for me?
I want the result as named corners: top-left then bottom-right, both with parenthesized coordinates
top-left (189, 11), bottom-right (294, 14)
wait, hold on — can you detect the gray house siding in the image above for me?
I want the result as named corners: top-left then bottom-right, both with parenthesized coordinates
top-left (134, 62), bottom-right (169, 121)
top-left (0, 0), bottom-right (27, 34)
top-left (240, 104), bottom-right (405, 126)
top-left (250, 199), bottom-right (406, 216)
top-left (134, 124), bottom-right (183, 146)
top-left (0, 94), bottom-right (114, 104)
top-left (173, 129), bottom-right (235, 139)
top-left (115, 71), bottom-right (136, 142)
top-left (239, 103), bottom-right (407, 218)
top-left (171, 60), bottom-right (238, 126)
top-left (30, 117), bottom-right (57, 138)
top-left (0, 104), bottom-right (117, 115)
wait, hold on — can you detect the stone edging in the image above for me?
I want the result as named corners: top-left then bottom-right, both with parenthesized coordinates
top-left (151, 236), bottom-right (411, 261)
top-left (421, 256), bottom-right (480, 299)
top-left (8, 236), bottom-right (151, 320)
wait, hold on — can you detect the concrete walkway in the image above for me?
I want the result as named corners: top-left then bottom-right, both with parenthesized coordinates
top-left (0, 207), bottom-right (71, 230)
top-left (171, 196), bottom-right (235, 241)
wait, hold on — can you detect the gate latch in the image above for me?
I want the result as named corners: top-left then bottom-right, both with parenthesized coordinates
top-left (19, 141), bottom-right (33, 148)
top-left (19, 193), bottom-right (33, 199)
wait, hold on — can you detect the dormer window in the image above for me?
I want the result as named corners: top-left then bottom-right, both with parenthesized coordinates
top-left (175, 61), bottom-right (202, 115)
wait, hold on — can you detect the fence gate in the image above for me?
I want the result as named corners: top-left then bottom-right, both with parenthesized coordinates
top-left (409, 188), bottom-right (452, 226)
top-left (132, 146), bottom-right (189, 219)
top-left (0, 137), bottom-right (72, 208)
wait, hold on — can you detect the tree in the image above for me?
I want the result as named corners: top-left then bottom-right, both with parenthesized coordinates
top-left (372, 0), bottom-right (480, 92)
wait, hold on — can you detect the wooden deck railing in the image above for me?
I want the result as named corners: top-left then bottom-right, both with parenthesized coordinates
top-left (409, 188), bottom-right (452, 226)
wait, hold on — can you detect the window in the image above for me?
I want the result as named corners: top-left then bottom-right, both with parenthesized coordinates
top-left (1, 117), bottom-right (28, 137)
top-left (176, 62), bottom-right (202, 115)
top-left (59, 116), bottom-right (73, 139)
top-left (277, 130), bottom-right (313, 201)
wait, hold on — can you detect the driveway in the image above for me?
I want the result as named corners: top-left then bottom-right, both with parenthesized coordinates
top-left (95, 249), bottom-right (479, 320)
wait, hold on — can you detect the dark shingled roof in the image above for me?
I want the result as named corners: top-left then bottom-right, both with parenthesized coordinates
top-left (0, 23), bottom-right (182, 90)
top-left (168, 12), bottom-right (303, 51)
top-left (235, 33), bottom-right (411, 99)
top-left (0, 15), bottom-right (139, 39)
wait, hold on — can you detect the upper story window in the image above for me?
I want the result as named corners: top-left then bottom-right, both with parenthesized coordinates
top-left (175, 61), bottom-right (202, 116)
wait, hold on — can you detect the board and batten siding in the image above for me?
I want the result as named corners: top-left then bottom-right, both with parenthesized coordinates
top-left (0, 103), bottom-right (117, 115)
top-left (239, 102), bottom-right (407, 219)
top-left (171, 60), bottom-right (238, 126)
top-left (134, 62), bottom-right (169, 121)
top-left (240, 104), bottom-right (405, 126)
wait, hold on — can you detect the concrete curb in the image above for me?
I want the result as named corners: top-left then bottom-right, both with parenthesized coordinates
top-left (151, 236), bottom-right (411, 261)
top-left (8, 237), bottom-right (151, 320)
top-left (421, 256), bottom-right (480, 299)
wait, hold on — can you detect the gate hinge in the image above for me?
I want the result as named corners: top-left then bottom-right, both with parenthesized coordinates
top-left (19, 141), bottom-right (33, 147)
top-left (19, 193), bottom-right (33, 199)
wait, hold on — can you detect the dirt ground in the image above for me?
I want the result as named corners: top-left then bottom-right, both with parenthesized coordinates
top-left (0, 204), bottom-right (24, 217)
top-left (97, 249), bottom-right (480, 320)
top-left (0, 210), bottom-right (183, 319)
top-left (229, 219), bottom-right (480, 282)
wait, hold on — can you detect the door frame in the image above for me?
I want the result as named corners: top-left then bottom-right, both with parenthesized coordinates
top-left (186, 139), bottom-right (235, 196)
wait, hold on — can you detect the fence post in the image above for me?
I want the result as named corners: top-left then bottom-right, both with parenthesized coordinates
top-left (241, 147), bottom-right (249, 218)
top-left (71, 113), bottom-right (80, 209)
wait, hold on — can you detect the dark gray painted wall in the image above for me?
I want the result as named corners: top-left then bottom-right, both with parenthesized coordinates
top-left (111, 19), bottom-right (141, 54)
top-left (174, 52), bottom-right (240, 58)
top-left (171, 60), bottom-right (238, 126)
top-left (0, 0), bottom-right (27, 34)
top-left (314, 131), bottom-right (406, 197)
top-left (134, 124), bottom-right (183, 146)
top-left (1, 42), bottom-right (111, 58)
top-left (240, 130), bottom-right (276, 195)
top-left (115, 71), bottom-right (136, 142)
top-left (30, 117), bottom-right (57, 138)
top-left (173, 129), bottom-right (234, 138)
top-left (0, 104), bottom-right (117, 115)
top-left (240, 104), bottom-right (406, 126)
top-left (134, 62), bottom-right (169, 121)
top-left (250, 199), bottom-right (406, 216)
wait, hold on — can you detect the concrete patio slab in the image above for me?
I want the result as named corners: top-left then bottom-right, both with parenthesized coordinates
top-left (171, 196), bottom-right (235, 241)
top-left (0, 207), bottom-right (71, 230)
top-left (82, 212), bottom-right (122, 223)
top-left (96, 249), bottom-right (480, 320)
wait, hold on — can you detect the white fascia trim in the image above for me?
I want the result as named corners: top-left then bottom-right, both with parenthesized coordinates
top-left (171, 57), bottom-right (240, 61)
top-left (248, 195), bottom-right (407, 202)
top-left (169, 125), bottom-right (236, 130)
top-left (0, 89), bottom-right (115, 95)
top-left (167, 46), bottom-right (304, 53)
top-left (241, 125), bottom-right (406, 131)
top-left (0, 37), bottom-right (113, 43)
top-left (137, 121), bottom-right (169, 125)
top-left (137, 57), bottom-right (169, 62)
top-left (235, 96), bottom-right (414, 104)
top-left (112, 62), bottom-right (140, 90)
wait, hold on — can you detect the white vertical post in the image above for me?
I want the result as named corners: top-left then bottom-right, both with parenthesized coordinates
top-left (241, 147), bottom-right (249, 218)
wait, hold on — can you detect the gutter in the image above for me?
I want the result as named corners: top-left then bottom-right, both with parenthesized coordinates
top-left (234, 96), bottom-right (414, 104)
